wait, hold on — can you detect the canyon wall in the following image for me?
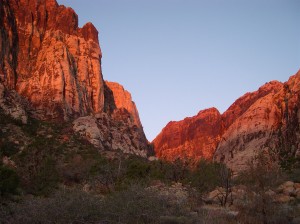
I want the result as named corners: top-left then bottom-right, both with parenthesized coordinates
top-left (0, 0), bottom-right (149, 156)
top-left (153, 71), bottom-right (300, 171)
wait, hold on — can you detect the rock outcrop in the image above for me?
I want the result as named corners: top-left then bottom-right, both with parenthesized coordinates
top-left (1, 0), bottom-right (104, 120)
top-left (0, 0), bottom-right (150, 156)
top-left (153, 108), bottom-right (222, 161)
top-left (214, 81), bottom-right (285, 170)
top-left (73, 111), bottom-right (148, 157)
top-left (105, 81), bottom-right (142, 129)
top-left (215, 72), bottom-right (300, 171)
top-left (0, 83), bottom-right (28, 124)
top-left (153, 71), bottom-right (300, 171)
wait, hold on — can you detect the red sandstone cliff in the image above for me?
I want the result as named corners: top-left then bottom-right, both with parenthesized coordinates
top-left (1, 0), bottom-right (103, 120)
top-left (0, 0), bottom-right (149, 156)
top-left (105, 81), bottom-right (142, 129)
top-left (153, 108), bottom-right (222, 161)
top-left (153, 71), bottom-right (300, 170)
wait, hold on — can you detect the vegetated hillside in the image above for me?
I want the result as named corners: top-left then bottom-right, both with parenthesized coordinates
top-left (153, 71), bottom-right (300, 171)
top-left (1, 108), bottom-right (300, 223)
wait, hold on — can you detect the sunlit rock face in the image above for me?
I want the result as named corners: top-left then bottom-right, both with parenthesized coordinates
top-left (215, 72), bottom-right (300, 171)
top-left (0, 0), bottom-right (150, 156)
top-left (153, 71), bottom-right (300, 171)
top-left (1, 0), bottom-right (104, 120)
top-left (105, 81), bottom-right (142, 129)
top-left (214, 81), bottom-right (284, 170)
top-left (153, 108), bottom-right (222, 161)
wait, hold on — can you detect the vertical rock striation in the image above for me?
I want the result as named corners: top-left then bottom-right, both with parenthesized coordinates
top-left (153, 108), bottom-right (222, 161)
top-left (0, 0), bottom-right (150, 156)
top-left (1, 0), bottom-right (104, 120)
top-left (105, 81), bottom-right (142, 129)
top-left (153, 71), bottom-right (300, 171)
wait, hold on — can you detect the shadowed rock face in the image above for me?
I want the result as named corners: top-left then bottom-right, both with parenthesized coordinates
top-left (153, 71), bottom-right (300, 171)
top-left (0, 0), bottom-right (150, 156)
top-left (72, 82), bottom-right (149, 157)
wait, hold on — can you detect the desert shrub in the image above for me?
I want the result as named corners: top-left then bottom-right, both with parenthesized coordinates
top-left (20, 118), bottom-right (40, 136)
top-left (0, 165), bottom-right (19, 196)
top-left (30, 156), bottom-right (59, 195)
top-left (125, 158), bottom-right (151, 180)
top-left (235, 152), bottom-right (290, 224)
top-left (101, 184), bottom-right (191, 224)
top-left (2, 189), bottom-right (103, 224)
top-left (88, 155), bottom-right (122, 193)
top-left (196, 208), bottom-right (239, 224)
top-left (147, 159), bottom-right (192, 184)
top-left (0, 109), bottom-right (23, 126)
top-left (16, 151), bottom-right (59, 195)
top-left (236, 192), bottom-right (292, 224)
top-left (189, 159), bottom-right (225, 193)
top-left (122, 157), bottom-right (192, 185)
top-left (62, 154), bottom-right (95, 184)
top-left (1, 185), bottom-right (197, 224)
top-left (147, 160), bottom-right (168, 180)
top-left (286, 168), bottom-right (300, 183)
top-left (0, 141), bottom-right (19, 157)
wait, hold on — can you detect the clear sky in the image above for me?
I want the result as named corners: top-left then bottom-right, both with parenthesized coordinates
top-left (57, 0), bottom-right (300, 141)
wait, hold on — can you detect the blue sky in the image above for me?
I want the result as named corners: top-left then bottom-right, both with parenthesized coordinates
top-left (57, 0), bottom-right (300, 141)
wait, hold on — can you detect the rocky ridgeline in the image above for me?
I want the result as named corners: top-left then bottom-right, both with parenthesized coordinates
top-left (0, 0), bottom-right (149, 156)
top-left (153, 71), bottom-right (300, 171)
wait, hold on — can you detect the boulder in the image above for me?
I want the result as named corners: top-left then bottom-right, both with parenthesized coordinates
top-left (278, 181), bottom-right (295, 194)
top-left (295, 189), bottom-right (300, 200)
top-left (294, 183), bottom-right (300, 189)
top-left (265, 189), bottom-right (276, 197)
top-left (73, 116), bottom-right (102, 148)
top-left (275, 194), bottom-right (293, 203)
top-left (204, 187), bottom-right (226, 204)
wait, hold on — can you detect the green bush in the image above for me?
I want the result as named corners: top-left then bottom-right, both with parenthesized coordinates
top-left (16, 152), bottom-right (59, 196)
top-left (0, 141), bottom-right (19, 157)
top-left (1, 185), bottom-right (195, 224)
top-left (0, 166), bottom-right (19, 196)
top-left (235, 153), bottom-right (290, 224)
top-left (189, 159), bottom-right (224, 193)
top-left (125, 158), bottom-right (151, 180)
top-left (30, 157), bottom-right (59, 195)
top-left (102, 184), bottom-right (191, 224)
top-left (1, 189), bottom-right (103, 224)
